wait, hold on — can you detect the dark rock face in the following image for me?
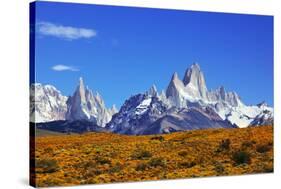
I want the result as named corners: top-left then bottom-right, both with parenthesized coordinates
top-left (141, 107), bottom-right (237, 135)
top-left (35, 120), bottom-right (104, 134)
top-left (249, 112), bottom-right (274, 127)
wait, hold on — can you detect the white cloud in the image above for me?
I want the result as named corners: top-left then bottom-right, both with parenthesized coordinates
top-left (38, 22), bottom-right (97, 40)
top-left (51, 64), bottom-right (79, 72)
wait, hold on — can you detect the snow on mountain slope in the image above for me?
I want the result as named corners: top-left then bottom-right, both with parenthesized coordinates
top-left (135, 98), bottom-right (152, 115)
top-left (65, 77), bottom-right (117, 127)
top-left (165, 63), bottom-right (273, 128)
top-left (106, 84), bottom-right (236, 135)
top-left (107, 63), bottom-right (272, 133)
top-left (31, 63), bottom-right (272, 132)
top-left (30, 83), bottom-right (67, 123)
top-left (224, 102), bottom-right (272, 127)
top-left (106, 86), bottom-right (169, 134)
top-left (31, 78), bottom-right (117, 127)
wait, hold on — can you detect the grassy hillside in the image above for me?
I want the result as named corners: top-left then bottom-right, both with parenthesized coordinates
top-left (35, 129), bottom-right (68, 137)
top-left (33, 126), bottom-right (273, 187)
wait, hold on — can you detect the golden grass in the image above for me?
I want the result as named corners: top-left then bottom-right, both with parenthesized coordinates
top-left (33, 126), bottom-right (273, 187)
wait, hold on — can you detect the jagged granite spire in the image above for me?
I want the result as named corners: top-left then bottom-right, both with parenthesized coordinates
top-left (146, 84), bottom-right (158, 97)
top-left (110, 104), bottom-right (118, 114)
top-left (183, 63), bottom-right (201, 85)
top-left (166, 72), bottom-right (181, 96)
top-left (183, 63), bottom-right (208, 100)
top-left (66, 77), bottom-right (93, 121)
top-left (66, 77), bottom-right (116, 127)
top-left (166, 72), bottom-right (187, 107)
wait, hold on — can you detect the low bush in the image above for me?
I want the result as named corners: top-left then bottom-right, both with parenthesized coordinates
top-left (179, 161), bottom-right (196, 168)
top-left (108, 163), bottom-right (123, 173)
top-left (36, 159), bottom-right (59, 173)
top-left (242, 141), bottom-right (254, 149)
top-left (218, 139), bottom-right (231, 151)
top-left (131, 149), bottom-right (152, 160)
top-left (148, 157), bottom-right (166, 167)
top-left (44, 147), bottom-right (54, 154)
top-left (232, 151), bottom-right (251, 165)
top-left (82, 167), bottom-right (104, 179)
top-left (150, 136), bottom-right (165, 142)
top-left (178, 150), bottom-right (188, 157)
top-left (214, 162), bottom-right (225, 175)
top-left (135, 162), bottom-right (148, 171)
top-left (75, 160), bottom-right (96, 170)
top-left (94, 156), bottom-right (111, 165)
top-left (256, 145), bottom-right (271, 153)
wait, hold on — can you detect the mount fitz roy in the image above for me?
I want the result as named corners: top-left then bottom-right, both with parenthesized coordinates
top-left (164, 64), bottom-right (273, 128)
top-left (31, 63), bottom-right (273, 135)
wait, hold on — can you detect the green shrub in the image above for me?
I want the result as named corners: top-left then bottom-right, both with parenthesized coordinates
top-left (256, 145), bottom-right (271, 153)
top-left (242, 141), bottom-right (254, 148)
top-left (75, 160), bottom-right (97, 170)
top-left (108, 163), bottom-right (123, 173)
top-left (94, 156), bottom-right (111, 165)
top-left (36, 159), bottom-right (59, 173)
top-left (82, 167), bottom-right (104, 179)
top-left (218, 139), bottom-right (230, 151)
top-left (148, 157), bottom-right (166, 167)
top-left (150, 136), bottom-right (165, 142)
top-left (135, 162), bottom-right (148, 171)
top-left (44, 147), bottom-right (54, 154)
top-left (178, 150), bottom-right (188, 157)
top-left (179, 161), bottom-right (196, 168)
top-left (214, 162), bottom-right (225, 175)
top-left (232, 151), bottom-right (251, 165)
top-left (131, 149), bottom-right (152, 160)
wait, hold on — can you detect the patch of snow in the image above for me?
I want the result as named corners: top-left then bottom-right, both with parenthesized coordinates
top-left (135, 98), bottom-right (152, 115)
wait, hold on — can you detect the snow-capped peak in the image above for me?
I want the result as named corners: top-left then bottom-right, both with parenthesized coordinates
top-left (257, 101), bottom-right (268, 108)
top-left (183, 63), bottom-right (201, 85)
top-left (30, 83), bottom-right (67, 123)
top-left (110, 104), bottom-right (118, 114)
top-left (166, 64), bottom-right (208, 106)
top-left (172, 72), bottom-right (180, 81)
top-left (44, 84), bottom-right (58, 91)
top-left (183, 62), bottom-right (208, 100)
top-left (164, 63), bottom-right (273, 128)
top-left (146, 84), bottom-right (158, 97)
top-left (65, 77), bottom-right (116, 127)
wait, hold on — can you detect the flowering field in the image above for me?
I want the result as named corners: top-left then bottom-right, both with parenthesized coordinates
top-left (33, 126), bottom-right (273, 187)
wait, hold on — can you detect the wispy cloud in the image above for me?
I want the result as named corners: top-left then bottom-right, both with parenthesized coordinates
top-left (51, 64), bottom-right (79, 72)
top-left (37, 21), bottom-right (97, 40)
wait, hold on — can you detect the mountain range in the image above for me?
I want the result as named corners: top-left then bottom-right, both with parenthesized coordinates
top-left (30, 77), bottom-right (117, 127)
top-left (30, 63), bottom-right (273, 135)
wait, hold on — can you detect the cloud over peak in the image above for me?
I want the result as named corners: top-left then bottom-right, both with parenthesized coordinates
top-left (52, 64), bottom-right (79, 72)
top-left (38, 21), bottom-right (97, 40)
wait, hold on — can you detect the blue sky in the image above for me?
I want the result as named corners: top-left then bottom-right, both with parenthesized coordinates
top-left (34, 1), bottom-right (273, 108)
